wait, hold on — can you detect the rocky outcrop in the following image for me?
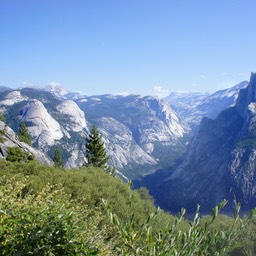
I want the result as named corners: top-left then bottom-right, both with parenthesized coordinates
top-left (0, 91), bottom-right (28, 106)
top-left (96, 117), bottom-right (157, 169)
top-left (0, 121), bottom-right (53, 165)
top-left (0, 86), bottom-right (187, 177)
top-left (56, 100), bottom-right (89, 132)
top-left (19, 100), bottom-right (64, 149)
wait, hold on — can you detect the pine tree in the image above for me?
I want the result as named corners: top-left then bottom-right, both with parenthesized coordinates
top-left (85, 125), bottom-right (110, 170)
top-left (6, 146), bottom-right (32, 162)
top-left (53, 147), bottom-right (64, 168)
top-left (18, 121), bottom-right (32, 146)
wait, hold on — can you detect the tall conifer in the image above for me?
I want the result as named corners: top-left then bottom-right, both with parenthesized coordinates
top-left (85, 125), bottom-right (110, 169)
top-left (18, 121), bottom-right (32, 146)
top-left (53, 147), bottom-right (64, 168)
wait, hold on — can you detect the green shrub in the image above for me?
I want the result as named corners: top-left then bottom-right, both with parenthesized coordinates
top-left (6, 147), bottom-right (33, 162)
top-left (0, 176), bottom-right (101, 255)
top-left (104, 200), bottom-right (250, 256)
top-left (53, 146), bottom-right (64, 168)
top-left (18, 121), bottom-right (32, 146)
top-left (0, 160), bottom-right (256, 255)
top-left (0, 123), bottom-right (5, 143)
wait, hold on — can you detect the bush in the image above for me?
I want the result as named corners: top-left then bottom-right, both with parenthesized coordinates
top-left (17, 121), bottom-right (32, 146)
top-left (0, 176), bottom-right (101, 255)
top-left (104, 200), bottom-right (250, 256)
top-left (6, 147), bottom-right (33, 162)
top-left (0, 160), bottom-right (255, 255)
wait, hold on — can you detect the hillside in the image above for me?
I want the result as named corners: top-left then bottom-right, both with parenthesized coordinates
top-left (0, 160), bottom-right (255, 255)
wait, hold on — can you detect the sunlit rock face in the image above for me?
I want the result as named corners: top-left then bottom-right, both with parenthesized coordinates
top-left (19, 99), bottom-right (64, 148)
top-left (56, 100), bottom-right (88, 132)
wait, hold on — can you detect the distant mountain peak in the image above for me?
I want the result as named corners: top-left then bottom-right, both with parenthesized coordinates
top-left (235, 73), bottom-right (256, 118)
top-left (44, 83), bottom-right (70, 98)
top-left (250, 72), bottom-right (256, 83)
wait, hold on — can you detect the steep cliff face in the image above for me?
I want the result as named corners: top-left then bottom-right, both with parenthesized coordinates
top-left (138, 73), bottom-right (256, 214)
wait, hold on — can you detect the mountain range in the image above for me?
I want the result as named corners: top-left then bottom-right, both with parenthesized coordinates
top-left (0, 88), bottom-right (188, 178)
top-left (0, 78), bottom-right (248, 181)
top-left (165, 80), bottom-right (248, 129)
top-left (136, 73), bottom-right (256, 215)
top-left (1, 74), bottom-right (256, 214)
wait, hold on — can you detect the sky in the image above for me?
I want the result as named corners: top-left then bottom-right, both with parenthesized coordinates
top-left (0, 0), bottom-right (256, 97)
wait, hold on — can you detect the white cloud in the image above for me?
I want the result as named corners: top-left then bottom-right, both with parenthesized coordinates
top-left (222, 72), bottom-right (228, 76)
top-left (22, 81), bottom-right (34, 87)
top-left (116, 91), bottom-right (130, 96)
top-left (49, 81), bottom-right (61, 87)
top-left (152, 85), bottom-right (169, 94)
top-left (200, 74), bottom-right (207, 79)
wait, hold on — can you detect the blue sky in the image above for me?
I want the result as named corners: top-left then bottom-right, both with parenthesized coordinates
top-left (0, 0), bottom-right (256, 96)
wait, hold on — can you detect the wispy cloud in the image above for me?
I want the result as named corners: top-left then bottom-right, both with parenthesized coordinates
top-left (116, 91), bottom-right (130, 96)
top-left (22, 81), bottom-right (34, 87)
top-left (152, 85), bottom-right (170, 94)
top-left (200, 74), bottom-right (207, 80)
top-left (49, 81), bottom-right (61, 87)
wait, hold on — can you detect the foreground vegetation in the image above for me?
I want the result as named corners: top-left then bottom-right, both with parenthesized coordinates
top-left (0, 160), bottom-right (256, 255)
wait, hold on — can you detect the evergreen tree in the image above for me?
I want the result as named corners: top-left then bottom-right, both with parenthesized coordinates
top-left (18, 122), bottom-right (32, 146)
top-left (53, 146), bottom-right (64, 168)
top-left (85, 125), bottom-right (110, 170)
top-left (6, 147), bottom-right (31, 162)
